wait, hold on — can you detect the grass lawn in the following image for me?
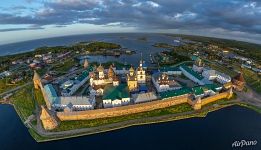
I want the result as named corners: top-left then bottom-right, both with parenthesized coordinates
top-left (209, 63), bottom-right (237, 77)
top-left (34, 89), bottom-right (46, 106)
top-left (0, 78), bottom-right (27, 94)
top-left (53, 103), bottom-right (193, 131)
top-left (11, 85), bottom-right (35, 121)
top-left (52, 59), bottom-right (77, 73)
top-left (242, 68), bottom-right (261, 94)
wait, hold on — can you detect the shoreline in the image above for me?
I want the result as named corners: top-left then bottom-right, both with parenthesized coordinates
top-left (14, 101), bottom-right (261, 142)
top-left (1, 99), bottom-right (260, 143)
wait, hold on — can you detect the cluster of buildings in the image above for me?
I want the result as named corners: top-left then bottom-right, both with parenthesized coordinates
top-left (0, 71), bottom-right (12, 79)
top-left (89, 59), bottom-right (148, 108)
top-left (34, 56), bottom-right (245, 113)
top-left (60, 70), bottom-right (89, 96)
top-left (34, 64), bottom-right (96, 112)
top-left (180, 58), bottom-right (231, 86)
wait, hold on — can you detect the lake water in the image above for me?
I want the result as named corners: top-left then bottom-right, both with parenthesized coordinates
top-left (0, 104), bottom-right (260, 150)
top-left (0, 33), bottom-right (182, 67)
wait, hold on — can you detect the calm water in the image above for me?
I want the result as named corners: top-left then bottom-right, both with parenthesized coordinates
top-left (0, 33), bottom-right (179, 67)
top-left (0, 104), bottom-right (260, 150)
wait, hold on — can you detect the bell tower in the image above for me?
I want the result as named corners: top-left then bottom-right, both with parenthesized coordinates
top-left (136, 53), bottom-right (146, 84)
top-left (83, 59), bottom-right (89, 69)
top-left (33, 70), bottom-right (41, 89)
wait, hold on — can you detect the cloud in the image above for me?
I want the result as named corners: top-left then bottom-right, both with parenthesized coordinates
top-left (0, 0), bottom-right (260, 43)
top-left (0, 26), bottom-right (44, 32)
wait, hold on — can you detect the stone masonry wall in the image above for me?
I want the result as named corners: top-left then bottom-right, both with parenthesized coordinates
top-left (56, 89), bottom-right (232, 121)
top-left (201, 92), bottom-right (229, 106)
top-left (57, 95), bottom-right (188, 121)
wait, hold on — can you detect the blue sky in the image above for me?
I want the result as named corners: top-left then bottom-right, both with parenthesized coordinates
top-left (0, 0), bottom-right (261, 45)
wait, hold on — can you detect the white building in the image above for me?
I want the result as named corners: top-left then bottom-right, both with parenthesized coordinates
top-left (89, 64), bottom-right (114, 86)
top-left (61, 72), bottom-right (89, 96)
top-left (192, 58), bottom-right (204, 73)
top-left (202, 69), bottom-right (231, 84)
top-left (132, 92), bottom-right (157, 104)
top-left (102, 84), bottom-right (130, 108)
top-left (241, 64), bottom-right (251, 69)
top-left (159, 67), bottom-right (182, 75)
top-left (202, 70), bottom-right (216, 80)
top-left (152, 72), bottom-right (181, 93)
top-left (53, 96), bottom-right (96, 111)
top-left (44, 84), bottom-right (96, 111)
top-left (0, 71), bottom-right (12, 78)
top-left (136, 60), bottom-right (146, 84)
top-left (103, 97), bottom-right (130, 108)
top-left (180, 65), bottom-right (208, 85)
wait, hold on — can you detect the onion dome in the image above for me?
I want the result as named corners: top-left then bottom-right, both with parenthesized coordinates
top-left (97, 64), bottom-right (104, 72)
top-left (129, 66), bottom-right (135, 72)
top-left (108, 65), bottom-right (115, 78)
top-left (195, 58), bottom-right (203, 67)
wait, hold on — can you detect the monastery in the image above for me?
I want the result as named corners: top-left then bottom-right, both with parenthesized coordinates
top-left (33, 57), bottom-right (241, 130)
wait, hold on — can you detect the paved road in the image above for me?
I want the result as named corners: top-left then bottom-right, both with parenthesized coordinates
top-left (235, 85), bottom-right (261, 108)
top-left (0, 82), bottom-right (32, 97)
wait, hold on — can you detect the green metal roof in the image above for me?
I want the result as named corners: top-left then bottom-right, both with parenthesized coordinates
top-left (159, 83), bottom-right (223, 99)
top-left (192, 87), bottom-right (204, 95)
top-left (191, 55), bottom-right (198, 61)
top-left (160, 67), bottom-right (181, 72)
top-left (160, 87), bottom-right (192, 99)
top-left (202, 84), bottom-right (222, 92)
top-left (76, 70), bottom-right (89, 81)
top-left (102, 84), bottom-right (129, 100)
top-left (180, 65), bottom-right (204, 80)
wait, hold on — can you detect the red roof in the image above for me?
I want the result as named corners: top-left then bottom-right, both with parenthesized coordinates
top-left (233, 72), bottom-right (245, 82)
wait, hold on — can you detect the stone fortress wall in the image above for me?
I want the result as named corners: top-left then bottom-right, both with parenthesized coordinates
top-left (33, 70), bottom-right (233, 122)
top-left (57, 89), bottom-right (233, 121)
top-left (201, 91), bottom-right (231, 106)
top-left (33, 73), bottom-right (52, 109)
top-left (57, 95), bottom-right (188, 121)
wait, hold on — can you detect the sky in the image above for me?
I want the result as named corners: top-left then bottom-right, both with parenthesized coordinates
top-left (0, 0), bottom-right (261, 45)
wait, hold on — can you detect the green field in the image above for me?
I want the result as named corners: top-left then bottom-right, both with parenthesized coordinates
top-left (0, 78), bottom-right (28, 94)
top-left (53, 103), bottom-right (193, 132)
top-left (242, 68), bottom-right (261, 93)
top-left (52, 59), bottom-right (77, 73)
top-left (209, 63), bottom-right (237, 77)
top-left (34, 89), bottom-right (46, 106)
top-left (11, 85), bottom-right (35, 121)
